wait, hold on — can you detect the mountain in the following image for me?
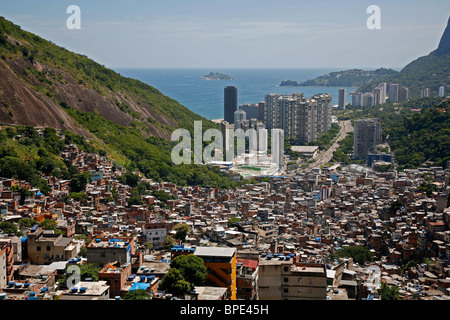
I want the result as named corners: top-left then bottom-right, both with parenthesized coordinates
top-left (0, 17), bottom-right (213, 137)
top-left (286, 68), bottom-right (398, 87)
top-left (435, 17), bottom-right (450, 56)
top-left (358, 17), bottom-right (450, 97)
top-left (0, 17), bottom-right (237, 188)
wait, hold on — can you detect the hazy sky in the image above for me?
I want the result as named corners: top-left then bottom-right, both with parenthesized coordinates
top-left (1, 0), bottom-right (449, 69)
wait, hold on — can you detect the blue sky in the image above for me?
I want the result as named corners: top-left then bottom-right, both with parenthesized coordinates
top-left (0, 0), bottom-right (449, 69)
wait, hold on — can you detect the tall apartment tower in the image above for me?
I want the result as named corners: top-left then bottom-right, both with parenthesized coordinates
top-left (271, 129), bottom-right (285, 169)
top-left (439, 86), bottom-right (445, 97)
top-left (313, 93), bottom-right (332, 133)
top-left (264, 93), bottom-right (279, 129)
top-left (277, 93), bottom-right (303, 141)
top-left (297, 98), bottom-right (318, 143)
top-left (224, 86), bottom-right (238, 123)
top-left (220, 121), bottom-right (231, 158)
top-left (353, 118), bottom-right (381, 160)
top-left (234, 109), bottom-right (247, 129)
top-left (352, 92), bottom-right (363, 107)
top-left (398, 87), bottom-right (409, 102)
top-left (379, 83), bottom-right (387, 104)
top-left (420, 88), bottom-right (430, 98)
top-left (388, 84), bottom-right (399, 102)
top-left (338, 88), bottom-right (346, 110)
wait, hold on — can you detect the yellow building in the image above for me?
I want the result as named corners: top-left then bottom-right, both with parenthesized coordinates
top-left (171, 245), bottom-right (237, 300)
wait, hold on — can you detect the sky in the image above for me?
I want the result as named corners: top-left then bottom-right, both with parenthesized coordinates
top-left (0, 0), bottom-right (449, 70)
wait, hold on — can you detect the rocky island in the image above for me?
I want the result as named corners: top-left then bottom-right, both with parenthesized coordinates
top-left (202, 72), bottom-right (235, 80)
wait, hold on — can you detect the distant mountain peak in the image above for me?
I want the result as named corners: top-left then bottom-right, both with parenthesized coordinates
top-left (434, 16), bottom-right (450, 56)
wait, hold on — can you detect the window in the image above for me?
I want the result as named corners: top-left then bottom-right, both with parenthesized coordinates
top-left (298, 278), bottom-right (302, 283)
top-left (37, 246), bottom-right (41, 251)
top-left (283, 277), bottom-right (288, 283)
top-left (46, 246), bottom-right (51, 251)
top-left (298, 288), bottom-right (302, 294)
top-left (283, 288), bottom-right (288, 293)
top-left (284, 266), bottom-right (289, 272)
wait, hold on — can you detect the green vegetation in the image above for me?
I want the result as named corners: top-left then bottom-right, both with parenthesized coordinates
top-left (359, 54), bottom-right (450, 98)
top-left (123, 289), bottom-right (153, 300)
top-left (173, 223), bottom-right (191, 241)
top-left (0, 17), bottom-right (241, 189)
top-left (298, 68), bottom-right (397, 87)
top-left (378, 282), bottom-right (401, 300)
top-left (0, 221), bottom-right (21, 236)
top-left (333, 97), bottom-right (450, 170)
top-left (202, 72), bottom-right (235, 80)
top-left (385, 99), bottom-right (450, 170)
top-left (159, 254), bottom-right (207, 295)
top-left (331, 246), bottom-right (374, 265)
top-left (57, 263), bottom-right (101, 289)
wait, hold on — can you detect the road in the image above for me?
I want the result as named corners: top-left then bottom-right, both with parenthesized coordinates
top-left (288, 120), bottom-right (353, 175)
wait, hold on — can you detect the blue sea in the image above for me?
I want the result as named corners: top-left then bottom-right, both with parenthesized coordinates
top-left (115, 68), bottom-right (358, 120)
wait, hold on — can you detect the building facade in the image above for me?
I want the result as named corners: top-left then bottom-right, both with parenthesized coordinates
top-left (353, 118), bottom-right (381, 160)
top-left (224, 86), bottom-right (238, 124)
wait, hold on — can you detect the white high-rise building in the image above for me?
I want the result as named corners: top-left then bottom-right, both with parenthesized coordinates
top-left (271, 129), bottom-right (284, 169)
top-left (439, 86), bottom-right (445, 97)
top-left (378, 83), bottom-right (387, 104)
top-left (421, 88), bottom-right (430, 98)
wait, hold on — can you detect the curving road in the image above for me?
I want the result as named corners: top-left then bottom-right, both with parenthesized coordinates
top-left (289, 120), bottom-right (353, 175)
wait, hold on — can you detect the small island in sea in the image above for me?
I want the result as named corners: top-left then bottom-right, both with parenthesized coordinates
top-left (202, 72), bottom-right (235, 80)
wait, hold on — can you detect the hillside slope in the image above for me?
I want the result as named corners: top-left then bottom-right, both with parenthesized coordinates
top-left (0, 17), bottom-right (237, 188)
top-left (358, 17), bottom-right (450, 97)
top-left (0, 17), bottom-right (213, 138)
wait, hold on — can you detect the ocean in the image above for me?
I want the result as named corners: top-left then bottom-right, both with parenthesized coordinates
top-left (115, 68), bottom-right (358, 120)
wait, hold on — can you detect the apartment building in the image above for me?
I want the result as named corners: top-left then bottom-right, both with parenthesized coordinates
top-left (86, 236), bottom-right (135, 268)
top-left (264, 93), bottom-right (331, 144)
top-left (258, 254), bottom-right (327, 300)
top-left (0, 239), bottom-right (14, 288)
top-left (171, 245), bottom-right (237, 300)
top-left (353, 118), bottom-right (382, 160)
top-left (26, 226), bottom-right (78, 265)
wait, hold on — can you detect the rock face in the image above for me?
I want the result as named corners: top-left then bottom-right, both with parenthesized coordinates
top-left (0, 17), bottom-right (209, 140)
top-left (434, 17), bottom-right (450, 56)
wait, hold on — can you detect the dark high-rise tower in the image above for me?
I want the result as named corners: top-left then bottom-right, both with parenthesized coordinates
top-left (224, 86), bottom-right (237, 123)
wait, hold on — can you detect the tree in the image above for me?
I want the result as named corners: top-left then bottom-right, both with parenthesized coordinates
top-left (227, 217), bottom-right (242, 227)
top-left (164, 235), bottom-right (176, 250)
top-left (332, 246), bottom-right (374, 265)
top-left (18, 218), bottom-right (39, 228)
top-left (0, 221), bottom-right (21, 236)
top-left (378, 281), bottom-right (400, 300)
top-left (69, 172), bottom-right (91, 192)
top-left (159, 268), bottom-right (193, 296)
top-left (170, 254), bottom-right (207, 287)
top-left (173, 223), bottom-right (191, 241)
top-left (123, 289), bottom-right (152, 300)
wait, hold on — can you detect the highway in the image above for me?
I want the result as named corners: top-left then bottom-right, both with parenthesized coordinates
top-left (288, 120), bottom-right (353, 175)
